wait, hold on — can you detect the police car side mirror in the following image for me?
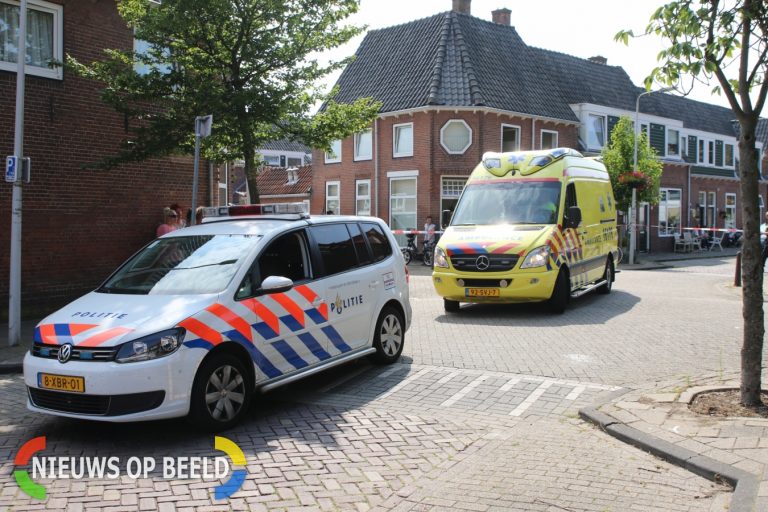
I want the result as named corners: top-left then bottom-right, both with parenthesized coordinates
top-left (258, 275), bottom-right (294, 295)
top-left (566, 206), bottom-right (582, 229)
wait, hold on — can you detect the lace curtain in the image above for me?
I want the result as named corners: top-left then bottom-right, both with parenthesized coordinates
top-left (0, 4), bottom-right (53, 67)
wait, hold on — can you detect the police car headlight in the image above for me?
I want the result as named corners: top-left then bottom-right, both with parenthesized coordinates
top-left (115, 328), bottom-right (185, 363)
top-left (434, 246), bottom-right (449, 268)
top-left (520, 246), bottom-right (550, 269)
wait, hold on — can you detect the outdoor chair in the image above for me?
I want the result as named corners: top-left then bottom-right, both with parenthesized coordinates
top-left (673, 233), bottom-right (690, 253)
top-left (683, 231), bottom-right (702, 251)
top-left (709, 231), bottom-right (724, 251)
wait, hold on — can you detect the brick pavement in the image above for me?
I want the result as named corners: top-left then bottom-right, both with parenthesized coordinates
top-left (0, 257), bottom-right (751, 510)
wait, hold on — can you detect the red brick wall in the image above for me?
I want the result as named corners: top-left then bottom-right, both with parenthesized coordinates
top-left (310, 109), bottom-right (579, 232)
top-left (0, 0), bottom-right (203, 318)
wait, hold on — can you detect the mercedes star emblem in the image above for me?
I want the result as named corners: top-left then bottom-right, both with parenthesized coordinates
top-left (58, 343), bottom-right (73, 364)
top-left (475, 255), bottom-right (490, 271)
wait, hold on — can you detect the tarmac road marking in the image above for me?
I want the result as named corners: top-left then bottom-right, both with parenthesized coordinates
top-left (378, 368), bottom-right (432, 399)
top-left (440, 375), bottom-right (491, 407)
top-left (509, 381), bottom-right (553, 416)
top-left (565, 385), bottom-right (586, 400)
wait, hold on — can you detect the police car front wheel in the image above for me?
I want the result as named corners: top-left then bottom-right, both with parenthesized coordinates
top-left (190, 353), bottom-right (252, 431)
top-left (371, 306), bottom-right (405, 364)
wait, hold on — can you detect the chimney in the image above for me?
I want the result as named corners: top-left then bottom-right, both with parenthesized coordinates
top-left (452, 0), bottom-right (471, 15)
top-left (588, 55), bottom-right (607, 65)
top-left (491, 8), bottom-right (511, 26)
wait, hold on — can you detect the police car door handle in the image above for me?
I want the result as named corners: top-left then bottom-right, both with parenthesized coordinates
top-left (312, 298), bottom-right (324, 307)
top-left (369, 280), bottom-right (380, 288)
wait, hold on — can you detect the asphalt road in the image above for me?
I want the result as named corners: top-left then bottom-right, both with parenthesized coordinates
top-left (0, 257), bottom-right (742, 511)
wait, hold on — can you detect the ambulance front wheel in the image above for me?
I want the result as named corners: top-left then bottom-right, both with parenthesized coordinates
top-left (598, 258), bottom-right (614, 295)
top-left (444, 299), bottom-right (460, 313)
top-left (547, 269), bottom-right (570, 314)
top-left (189, 353), bottom-right (252, 431)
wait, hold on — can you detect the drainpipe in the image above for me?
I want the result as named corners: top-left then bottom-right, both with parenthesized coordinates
top-left (531, 118), bottom-right (535, 150)
top-left (687, 164), bottom-right (691, 229)
top-left (374, 118), bottom-right (379, 217)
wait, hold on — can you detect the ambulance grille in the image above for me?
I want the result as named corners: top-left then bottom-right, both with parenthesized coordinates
top-left (450, 254), bottom-right (519, 272)
top-left (32, 343), bottom-right (117, 362)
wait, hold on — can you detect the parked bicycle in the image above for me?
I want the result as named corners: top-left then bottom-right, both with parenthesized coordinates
top-left (400, 232), bottom-right (437, 266)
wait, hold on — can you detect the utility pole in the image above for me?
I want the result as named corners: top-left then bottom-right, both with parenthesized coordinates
top-left (8, 0), bottom-right (28, 347)
top-left (191, 115), bottom-right (212, 226)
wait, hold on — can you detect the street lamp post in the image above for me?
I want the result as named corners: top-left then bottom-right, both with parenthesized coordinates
top-left (630, 86), bottom-right (674, 264)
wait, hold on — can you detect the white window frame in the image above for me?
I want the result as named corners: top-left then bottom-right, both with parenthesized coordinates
top-left (353, 129), bottom-right (372, 161)
top-left (586, 114), bottom-right (606, 150)
top-left (667, 129), bottom-right (680, 157)
top-left (725, 193), bottom-right (736, 229)
top-left (540, 129), bottom-right (558, 150)
top-left (658, 188), bottom-right (682, 237)
top-left (324, 140), bottom-right (341, 164)
top-left (500, 124), bottom-right (521, 152)
top-left (393, 122), bottom-right (413, 158)
top-left (708, 140), bottom-right (715, 165)
top-left (680, 135), bottom-right (688, 158)
top-left (0, 0), bottom-right (63, 80)
top-left (325, 181), bottom-right (340, 214)
top-left (707, 191), bottom-right (716, 228)
top-left (440, 119), bottom-right (472, 155)
top-left (355, 179), bottom-right (371, 216)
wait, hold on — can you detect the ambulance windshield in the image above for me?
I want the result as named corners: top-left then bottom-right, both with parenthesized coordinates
top-left (98, 234), bottom-right (261, 295)
top-left (451, 181), bottom-right (561, 226)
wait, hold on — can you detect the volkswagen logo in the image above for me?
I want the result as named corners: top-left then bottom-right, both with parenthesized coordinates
top-left (475, 255), bottom-right (490, 271)
top-left (58, 343), bottom-right (73, 364)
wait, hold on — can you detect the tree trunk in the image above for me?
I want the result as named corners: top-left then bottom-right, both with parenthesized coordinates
top-left (737, 115), bottom-right (764, 407)
top-left (244, 148), bottom-right (260, 205)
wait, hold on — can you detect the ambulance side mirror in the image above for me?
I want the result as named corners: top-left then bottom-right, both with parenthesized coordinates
top-left (441, 209), bottom-right (453, 229)
top-left (565, 206), bottom-right (582, 229)
top-left (258, 275), bottom-right (294, 295)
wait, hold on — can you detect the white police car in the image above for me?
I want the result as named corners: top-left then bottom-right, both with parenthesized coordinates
top-left (24, 204), bottom-right (411, 430)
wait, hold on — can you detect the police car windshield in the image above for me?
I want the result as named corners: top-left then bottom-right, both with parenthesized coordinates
top-left (451, 181), bottom-right (561, 226)
top-left (98, 235), bottom-right (261, 295)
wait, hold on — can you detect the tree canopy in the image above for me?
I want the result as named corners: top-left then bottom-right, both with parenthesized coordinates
top-left (601, 116), bottom-right (663, 212)
top-left (70, 0), bottom-right (381, 202)
top-left (618, 0), bottom-right (768, 406)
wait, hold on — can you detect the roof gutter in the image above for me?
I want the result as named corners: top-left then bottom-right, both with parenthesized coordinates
top-left (260, 193), bottom-right (310, 199)
top-left (376, 105), bottom-right (579, 126)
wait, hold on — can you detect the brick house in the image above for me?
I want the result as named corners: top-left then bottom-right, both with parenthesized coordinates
top-left (0, 0), bottom-right (206, 317)
top-left (312, 0), bottom-right (766, 252)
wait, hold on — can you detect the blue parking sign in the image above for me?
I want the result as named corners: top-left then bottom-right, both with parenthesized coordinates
top-left (6, 156), bottom-right (18, 183)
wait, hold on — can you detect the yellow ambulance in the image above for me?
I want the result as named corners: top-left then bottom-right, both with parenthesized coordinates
top-left (432, 148), bottom-right (619, 314)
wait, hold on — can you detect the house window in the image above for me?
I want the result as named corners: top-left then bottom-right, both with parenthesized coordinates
top-left (393, 123), bottom-right (413, 157)
top-left (354, 129), bottom-right (372, 161)
top-left (707, 191), bottom-right (716, 228)
top-left (0, 0), bottom-right (63, 80)
top-left (286, 168), bottom-right (299, 185)
top-left (501, 124), bottom-right (520, 152)
top-left (440, 120), bottom-right (472, 154)
top-left (541, 130), bottom-right (558, 150)
top-left (440, 177), bottom-right (467, 228)
top-left (697, 191), bottom-right (706, 227)
top-left (263, 155), bottom-right (280, 166)
top-left (698, 139), bottom-right (705, 163)
top-left (587, 114), bottom-right (606, 149)
top-left (725, 193), bottom-right (736, 229)
top-left (658, 188), bottom-right (682, 237)
top-left (725, 143), bottom-right (734, 167)
top-left (667, 129), bottom-right (679, 157)
top-left (389, 177), bottom-right (417, 246)
top-left (355, 179), bottom-right (371, 216)
top-left (325, 140), bottom-right (341, 164)
top-left (708, 141), bottom-right (715, 165)
top-left (325, 181), bottom-right (340, 214)
top-left (681, 136), bottom-right (687, 158)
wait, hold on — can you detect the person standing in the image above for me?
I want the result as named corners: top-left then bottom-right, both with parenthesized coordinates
top-left (423, 216), bottom-right (436, 265)
top-left (156, 207), bottom-right (179, 237)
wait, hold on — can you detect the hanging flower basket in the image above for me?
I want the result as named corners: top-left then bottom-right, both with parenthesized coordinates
top-left (618, 171), bottom-right (651, 191)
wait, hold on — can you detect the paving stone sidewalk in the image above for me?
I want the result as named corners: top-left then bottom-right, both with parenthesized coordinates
top-left (580, 371), bottom-right (768, 512)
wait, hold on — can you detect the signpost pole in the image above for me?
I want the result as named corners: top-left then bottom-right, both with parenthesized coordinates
top-left (8, 0), bottom-right (28, 347)
top-left (191, 115), bottom-right (212, 226)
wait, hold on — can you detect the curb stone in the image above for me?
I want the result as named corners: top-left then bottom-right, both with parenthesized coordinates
top-left (579, 390), bottom-right (758, 512)
top-left (0, 363), bottom-right (22, 375)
